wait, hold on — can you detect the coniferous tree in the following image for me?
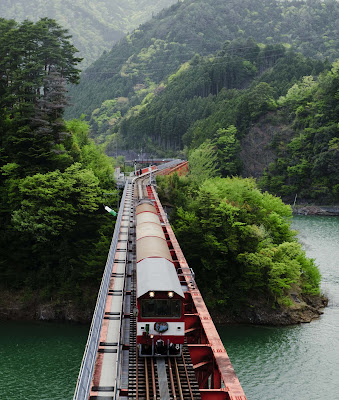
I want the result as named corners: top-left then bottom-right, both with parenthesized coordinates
top-left (0, 18), bottom-right (81, 174)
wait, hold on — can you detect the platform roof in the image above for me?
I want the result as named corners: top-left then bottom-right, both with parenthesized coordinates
top-left (137, 258), bottom-right (184, 298)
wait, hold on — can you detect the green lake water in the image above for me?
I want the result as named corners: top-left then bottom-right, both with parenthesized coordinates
top-left (0, 321), bottom-right (88, 399)
top-left (0, 215), bottom-right (338, 399)
top-left (218, 215), bottom-right (339, 399)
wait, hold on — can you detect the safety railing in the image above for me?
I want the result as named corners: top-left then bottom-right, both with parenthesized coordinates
top-left (73, 182), bottom-right (130, 400)
top-left (157, 159), bottom-right (184, 171)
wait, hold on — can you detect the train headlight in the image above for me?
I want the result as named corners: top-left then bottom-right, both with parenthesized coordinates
top-left (168, 291), bottom-right (174, 298)
top-left (149, 291), bottom-right (155, 298)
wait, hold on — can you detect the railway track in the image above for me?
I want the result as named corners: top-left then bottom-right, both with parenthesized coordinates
top-left (128, 174), bottom-right (200, 400)
top-left (130, 349), bottom-right (200, 400)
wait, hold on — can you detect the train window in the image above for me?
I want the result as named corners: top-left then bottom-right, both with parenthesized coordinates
top-left (141, 299), bottom-right (181, 318)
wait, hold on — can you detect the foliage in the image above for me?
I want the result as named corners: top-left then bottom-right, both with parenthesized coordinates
top-left (187, 141), bottom-right (219, 184)
top-left (0, 18), bottom-right (82, 176)
top-left (12, 164), bottom-right (101, 241)
top-left (105, 41), bottom-right (326, 155)
top-left (66, 118), bottom-right (115, 189)
top-left (67, 0), bottom-right (339, 118)
top-left (158, 175), bottom-right (321, 312)
top-left (0, 19), bottom-right (116, 307)
top-left (0, 0), bottom-right (177, 68)
top-left (259, 61), bottom-right (339, 203)
top-left (213, 126), bottom-right (241, 176)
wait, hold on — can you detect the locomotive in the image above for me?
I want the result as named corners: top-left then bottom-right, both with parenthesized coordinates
top-left (135, 199), bottom-right (185, 357)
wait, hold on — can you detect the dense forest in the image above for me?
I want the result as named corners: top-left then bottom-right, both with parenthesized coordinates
top-left (259, 63), bottom-right (339, 203)
top-left (0, 19), bottom-right (117, 312)
top-left (66, 0), bottom-right (339, 204)
top-left (157, 172), bottom-right (322, 319)
top-left (85, 38), bottom-right (339, 203)
top-left (67, 0), bottom-right (339, 117)
top-left (0, 0), bottom-right (177, 68)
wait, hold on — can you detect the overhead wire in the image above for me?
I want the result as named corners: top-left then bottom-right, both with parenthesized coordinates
top-left (78, 30), bottom-right (338, 78)
top-left (80, 46), bottom-right (332, 77)
top-left (91, 31), bottom-right (339, 64)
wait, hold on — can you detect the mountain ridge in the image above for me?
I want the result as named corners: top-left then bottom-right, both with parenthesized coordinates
top-left (66, 0), bottom-right (339, 118)
top-left (0, 0), bottom-right (177, 68)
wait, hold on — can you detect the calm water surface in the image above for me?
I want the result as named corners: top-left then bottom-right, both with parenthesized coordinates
top-left (218, 215), bottom-right (339, 400)
top-left (0, 321), bottom-right (88, 399)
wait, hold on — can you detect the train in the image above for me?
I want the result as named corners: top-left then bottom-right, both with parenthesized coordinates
top-left (135, 198), bottom-right (185, 357)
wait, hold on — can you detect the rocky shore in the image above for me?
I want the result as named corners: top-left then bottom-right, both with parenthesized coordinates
top-left (0, 290), bottom-right (328, 326)
top-left (292, 205), bottom-right (339, 216)
top-left (0, 292), bottom-right (92, 323)
top-left (211, 293), bottom-right (328, 326)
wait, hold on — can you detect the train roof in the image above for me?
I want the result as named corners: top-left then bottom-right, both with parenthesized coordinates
top-left (137, 258), bottom-right (185, 298)
top-left (136, 236), bottom-right (172, 263)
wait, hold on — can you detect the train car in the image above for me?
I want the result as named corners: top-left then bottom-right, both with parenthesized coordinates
top-left (135, 199), bottom-right (185, 357)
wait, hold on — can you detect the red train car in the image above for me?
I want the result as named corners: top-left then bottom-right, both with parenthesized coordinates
top-left (135, 200), bottom-right (185, 357)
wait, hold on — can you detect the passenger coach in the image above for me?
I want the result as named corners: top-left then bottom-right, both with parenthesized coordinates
top-left (135, 200), bottom-right (185, 357)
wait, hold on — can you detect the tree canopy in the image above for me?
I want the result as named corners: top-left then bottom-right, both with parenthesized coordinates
top-left (0, 19), bottom-right (116, 309)
top-left (157, 174), bottom-right (321, 313)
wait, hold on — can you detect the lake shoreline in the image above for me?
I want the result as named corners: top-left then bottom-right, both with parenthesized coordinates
top-left (292, 205), bottom-right (339, 216)
top-left (0, 291), bottom-right (92, 323)
top-left (211, 293), bottom-right (328, 326)
top-left (0, 290), bottom-right (328, 326)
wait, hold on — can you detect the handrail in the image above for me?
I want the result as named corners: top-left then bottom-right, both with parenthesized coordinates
top-left (73, 182), bottom-right (129, 400)
top-left (113, 228), bottom-right (129, 400)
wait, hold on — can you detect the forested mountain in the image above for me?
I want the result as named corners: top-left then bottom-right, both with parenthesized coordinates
top-left (0, 0), bottom-right (177, 68)
top-left (117, 40), bottom-right (339, 203)
top-left (0, 19), bottom-right (117, 312)
top-left (115, 41), bottom-right (327, 153)
top-left (66, 0), bottom-right (339, 204)
top-left (259, 62), bottom-right (339, 204)
top-left (67, 0), bottom-right (339, 118)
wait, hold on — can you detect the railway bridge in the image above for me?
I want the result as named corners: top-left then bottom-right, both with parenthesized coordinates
top-left (74, 160), bottom-right (247, 400)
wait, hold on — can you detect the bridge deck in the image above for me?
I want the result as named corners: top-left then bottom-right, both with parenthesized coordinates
top-left (74, 160), bottom-right (247, 400)
top-left (90, 185), bottom-right (133, 399)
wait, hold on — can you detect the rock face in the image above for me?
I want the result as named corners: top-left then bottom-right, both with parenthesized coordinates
top-left (0, 291), bottom-right (328, 326)
top-left (292, 205), bottom-right (339, 216)
top-left (0, 293), bottom-right (92, 323)
top-left (239, 114), bottom-right (294, 179)
top-left (211, 294), bottom-right (328, 326)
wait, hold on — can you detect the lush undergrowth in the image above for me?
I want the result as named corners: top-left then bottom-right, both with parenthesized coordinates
top-left (0, 19), bottom-right (117, 307)
top-left (157, 173), bottom-right (321, 314)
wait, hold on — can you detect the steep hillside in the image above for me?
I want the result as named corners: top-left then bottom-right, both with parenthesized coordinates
top-left (259, 62), bottom-right (339, 204)
top-left (0, 0), bottom-right (177, 68)
top-left (66, 0), bottom-right (339, 117)
top-left (113, 43), bottom-right (326, 153)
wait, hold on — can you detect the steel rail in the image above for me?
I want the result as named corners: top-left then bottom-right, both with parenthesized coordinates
top-left (168, 358), bottom-right (177, 400)
top-left (181, 353), bottom-right (195, 400)
top-left (151, 358), bottom-right (157, 400)
top-left (174, 357), bottom-right (184, 400)
top-left (136, 343), bottom-right (139, 400)
top-left (73, 182), bottom-right (129, 400)
top-left (113, 208), bottom-right (131, 400)
top-left (145, 358), bottom-right (150, 400)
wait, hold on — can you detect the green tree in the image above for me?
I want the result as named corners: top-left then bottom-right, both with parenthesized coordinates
top-left (214, 125), bottom-right (241, 176)
top-left (12, 163), bottom-right (101, 241)
top-left (0, 18), bottom-right (81, 174)
top-left (188, 140), bottom-right (219, 184)
top-left (159, 175), bottom-right (321, 312)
